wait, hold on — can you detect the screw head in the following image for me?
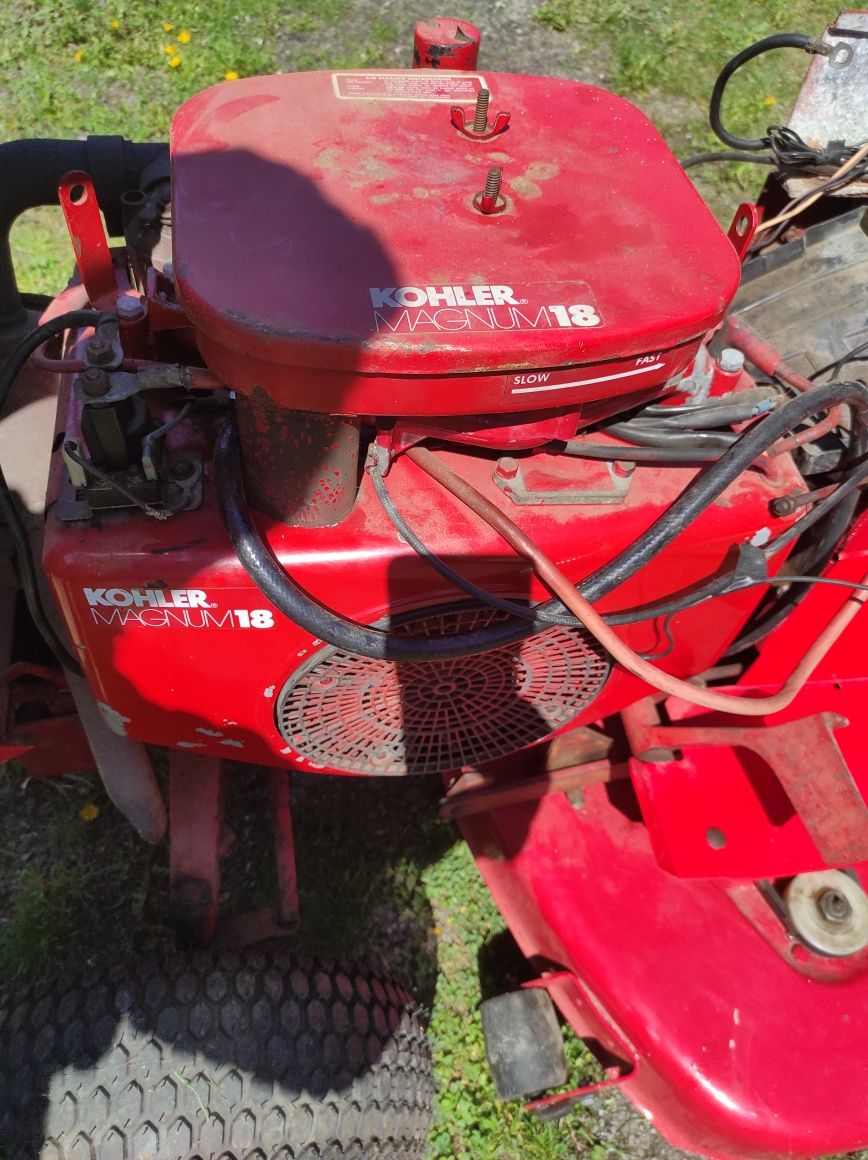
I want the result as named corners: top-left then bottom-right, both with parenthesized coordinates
top-left (613, 459), bottom-right (636, 478)
top-left (818, 888), bottom-right (853, 925)
top-left (116, 295), bottom-right (144, 321)
top-left (495, 456), bottom-right (519, 480)
top-left (719, 348), bottom-right (745, 374)
top-left (80, 367), bottom-right (109, 397)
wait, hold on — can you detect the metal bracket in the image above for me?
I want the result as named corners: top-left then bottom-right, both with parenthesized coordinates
top-left (727, 203), bottom-right (761, 261)
top-left (493, 455), bottom-right (632, 505)
top-left (624, 699), bottom-right (868, 868)
top-left (58, 171), bottom-right (118, 308)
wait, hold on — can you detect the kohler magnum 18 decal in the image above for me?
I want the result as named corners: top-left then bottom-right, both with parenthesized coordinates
top-left (369, 282), bottom-right (603, 333)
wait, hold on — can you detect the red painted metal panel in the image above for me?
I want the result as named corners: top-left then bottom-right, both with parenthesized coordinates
top-left (43, 377), bottom-right (804, 773)
top-left (170, 71), bottom-right (740, 413)
top-left (459, 784), bottom-right (868, 1159)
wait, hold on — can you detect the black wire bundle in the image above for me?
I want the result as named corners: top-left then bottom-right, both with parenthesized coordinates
top-left (684, 33), bottom-right (868, 187)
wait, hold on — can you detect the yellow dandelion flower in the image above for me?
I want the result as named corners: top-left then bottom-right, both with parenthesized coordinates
top-left (73, 49), bottom-right (85, 62)
top-left (163, 20), bottom-right (174, 32)
top-left (79, 803), bottom-right (100, 822)
top-left (168, 54), bottom-right (182, 68)
top-left (163, 43), bottom-right (177, 54)
top-left (224, 69), bottom-right (239, 81)
top-left (110, 18), bottom-right (120, 29)
top-left (177, 29), bottom-right (191, 43)
top-left (763, 95), bottom-right (777, 106)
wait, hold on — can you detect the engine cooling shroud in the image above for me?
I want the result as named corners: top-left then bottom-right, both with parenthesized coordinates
top-left (275, 603), bottom-right (611, 775)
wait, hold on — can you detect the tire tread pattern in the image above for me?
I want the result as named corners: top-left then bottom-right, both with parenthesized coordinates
top-left (0, 945), bottom-right (433, 1159)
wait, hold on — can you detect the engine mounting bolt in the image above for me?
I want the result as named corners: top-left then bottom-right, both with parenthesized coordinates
top-left (474, 166), bottom-right (507, 215)
top-left (613, 459), bottom-right (636, 478)
top-left (116, 294), bottom-right (144, 321)
top-left (471, 87), bottom-right (490, 134)
top-left (495, 456), bottom-right (519, 480)
top-left (818, 888), bottom-right (853, 925)
top-left (80, 367), bottom-right (109, 397)
top-left (719, 347), bottom-right (745, 374)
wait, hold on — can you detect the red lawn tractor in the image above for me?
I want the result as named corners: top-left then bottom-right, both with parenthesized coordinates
top-left (1, 13), bottom-right (867, 1160)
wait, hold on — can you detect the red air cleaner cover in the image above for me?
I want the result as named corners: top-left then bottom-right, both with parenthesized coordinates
top-left (171, 70), bottom-right (741, 414)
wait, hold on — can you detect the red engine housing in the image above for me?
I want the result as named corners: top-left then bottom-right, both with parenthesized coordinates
top-left (170, 69), bottom-right (740, 417)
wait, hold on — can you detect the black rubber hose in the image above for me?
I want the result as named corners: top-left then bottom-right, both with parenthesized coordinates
top-left (627, 403), bottom-right (773, 429)
top-left (371, 459), bottom-right (742, 628)
top-left (559, 440), bottom-right (722, 464)
top-left (216, 381), bottom-right (868, 661)
top-left (603, 422), bottom-right (738, 449)
top-left (725, 399), bottom-right (868, 655)
top-left (369, 463), bottom-right (577, 628)
top-left (709, 33), bottom-right (814, 151)
top-left (582, 381), bottom-right (868, 602)
top-left (683, 150), bottom-right (776, 169)
top-left (0, 309), bottom-right (101, 672)
top-left (0, 137), bottom-right (167, 330)
top-left (215, 423), bottom-right (540, 660)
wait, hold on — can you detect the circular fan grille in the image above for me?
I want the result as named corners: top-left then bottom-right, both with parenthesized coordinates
top-left (275, 604), bottom-right (611, 775)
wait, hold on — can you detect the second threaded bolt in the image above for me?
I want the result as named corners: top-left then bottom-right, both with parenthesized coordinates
top-left (474, 166), bottom-right (506, 215)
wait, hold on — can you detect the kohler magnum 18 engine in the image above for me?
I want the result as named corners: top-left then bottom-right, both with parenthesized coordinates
top-left (2, 14), bottom-right (868, 1160)
top-left (45, 56), bottom-right (792, 774)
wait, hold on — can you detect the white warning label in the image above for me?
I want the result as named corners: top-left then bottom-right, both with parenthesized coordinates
top-left (333, 72), bottom-right (486, 102)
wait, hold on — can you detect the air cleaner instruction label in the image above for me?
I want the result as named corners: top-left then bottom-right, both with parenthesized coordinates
top-left (83, 588), bottom-right (275, 629)
top-left (369, 283), bottom-right (603, 334)
top-left (333, 73), bottom-right (486, 102)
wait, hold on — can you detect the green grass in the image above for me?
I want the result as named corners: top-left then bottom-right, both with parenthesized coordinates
top-left (535, 0), bottom-right (842, 219)
top-left (1, 2), bottom-right (866, 1158)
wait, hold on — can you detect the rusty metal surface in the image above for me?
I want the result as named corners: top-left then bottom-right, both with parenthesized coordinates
top-left (413, 17), bottom-right (481, 70)
top-left (269, 769), bottom-right (300, 930)
top-left (168, 751), bottom-right (225, 942)
top-left (787, 11), bottom-right (868, 198)
top-left (235, 387), bottom-right (360, 526)
top-left (440, 757), bottom-right (627, 820)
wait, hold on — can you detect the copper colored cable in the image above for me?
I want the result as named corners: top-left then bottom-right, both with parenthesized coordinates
top-left (407, 445), bottom-right (868, 717)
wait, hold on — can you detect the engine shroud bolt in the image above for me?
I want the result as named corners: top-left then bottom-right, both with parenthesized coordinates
top-left (474, 167), bottom-right (507, 215)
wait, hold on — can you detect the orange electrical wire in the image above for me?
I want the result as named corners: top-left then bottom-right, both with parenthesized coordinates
top-left (407, 446), bottom-right (868, 717)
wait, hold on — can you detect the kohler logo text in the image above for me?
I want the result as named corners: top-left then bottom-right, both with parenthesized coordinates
top-left (369, 285), bottom-right (519, 308)
top-left (84, 587), bottom-right (209, 609)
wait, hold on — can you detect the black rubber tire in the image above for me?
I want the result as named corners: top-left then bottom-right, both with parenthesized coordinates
top-left (0, 944), bottom-right (434, 1159)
